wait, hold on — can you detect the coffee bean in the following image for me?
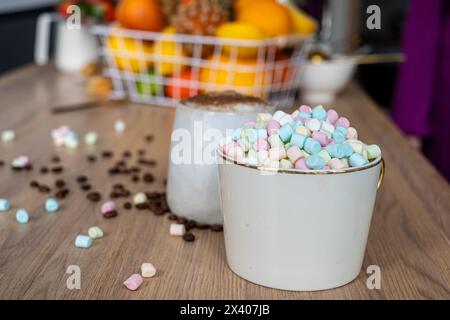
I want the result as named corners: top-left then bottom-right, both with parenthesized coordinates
top-left (38, 185), bottom-right (51, 193)
top-left (132, 175), bottom-right (140, 182)
top-left (0, 160), bottom-right (4, 167)
top-left (131, 167), bottom-right (140, 173)
top-left (103, 210), bottom-right (118, 218)
top-left (168, 213), bottom-right (178, 221)
top-left (123, 151), bottom-right (131, 158)
top-left (87, 155), bottom-right (97, 163)
top-left (55, 179), bottom-right (66, 188)
top-left (87, 192), bottom-right (101, 202)
top-left (136, 203), bottom-right (149, 210)
top-left (184, 220), bottom-right (196, 231)
top-left (210, 224), bottom-right (223, 232)
top-left (120, 190), bottom-right (131, 197)
top-left (80, 184), bottom-right (92, 191)
top-left (108, 167), bottom-right (120, 175)
top-left (113, 183), bottom-right (124, 190)
top-left (77, 175), bottom-right (88, 183)
top-left (182, 232), bottom-right (195, 242)
top-left (55, 188), bottom-right (70, 199)
top-left (51, 166), bottom-right (63, 174)
top-left (138, 159), bottom-right (156, 167)
top-left (138, 149), bottom-right (145, 156)
top-left (143, 173), bottom-right (154, 184)
top-left (52, 156), bottom-right (60, 163)
top-left (24, 164), bottom-right (33, 171)
top-left (40, 166), bottom-right (48, 174)
top-left (102, 151), bottom-right (113, 158)
top-left (124, 202), bottom-right (132, 210)
top-left (145, 134), bottom-right (154, 142)
top-left (109, 192), bottom-right (120, 199)
top-left (195, 223), bottom-right (209, 230)
top-left (30, 180), bottom-right (39, 188)
top-left (177, 217), bottom-right (187, 224)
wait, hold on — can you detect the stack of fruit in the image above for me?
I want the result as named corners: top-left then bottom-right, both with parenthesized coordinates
top-left (105, 0), bottom-right (317, 100)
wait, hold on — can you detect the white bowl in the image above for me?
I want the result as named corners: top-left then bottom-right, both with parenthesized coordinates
top-left (217, 149), bottom-right (384, 291)
top-left (299, 58), bottom-right (356, 104)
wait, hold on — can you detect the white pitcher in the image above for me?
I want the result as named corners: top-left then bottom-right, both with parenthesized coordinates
top-left (35, 13), bottom-right (98, 72)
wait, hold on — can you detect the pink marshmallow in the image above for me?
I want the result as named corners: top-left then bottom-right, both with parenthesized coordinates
top-left (101, 201), bottom-right (115, 214)
top-left (123, 274), bottom-right (143, 291)
top-left (223, 141), bottom-right (237, 154)
top-left (253, 139), bottom-right (269, 151)
top-left (311, 131), bottom-right (329, 147)
top-left (327, 109), bottom-right (339, 124)
top-left (299, 105), bottom-right (312, 113)
top-left (335, 117), bottom-right (350, 128)
top-left (294, 158), bottom-right (309, 170)
top-left (286, 146), bottom-right (303, 163)
top-left (267, 120), bottom-right (280, 136)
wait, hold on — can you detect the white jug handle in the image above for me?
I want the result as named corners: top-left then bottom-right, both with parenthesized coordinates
top-left (34, 13), bottom-right (60, 66)
top-left (377, 158), bottom-right (385, 191)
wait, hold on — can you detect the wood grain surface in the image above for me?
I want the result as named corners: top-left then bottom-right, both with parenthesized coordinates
top-left (0, 65), bottom-right (449, 299)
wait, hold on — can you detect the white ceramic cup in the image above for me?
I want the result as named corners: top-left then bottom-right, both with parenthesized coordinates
top-left (217, 148), bottom-right (384, 291)
top-left (167, 101), bottom-right (273, 225)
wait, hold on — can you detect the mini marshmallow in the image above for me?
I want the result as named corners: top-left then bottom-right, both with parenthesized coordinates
top-left (286, 146), bottom-right (303, 163)
top-left (101, 201), bottom-right (116, 214)
top-left (366, 144), bottom-right (382, 159)
top-left (346, 140), bottom-right (365, 154)
top-left (327, 109), bottom-right (339, 124)
top-left (253, 139), bottom-right (269, 151)
top-left (123, 274), bottom-right (143, 291)
top-left (238, 138), bottom-right (250, 152)
top-left (232, 128), bottom-right (242, 141)
top-left (141, 263), bottom-right (157, 278)
top-left (295, 126), bottom-right (310, 137)
top-left (349, 153), bottom-right (368, 167)
top-left (88, 226), bottom-right (104, 239)
top-left (114, 120), bottom-right (126, 133)
top-left (45, 198), bottom-right (59, 213)
top-left (256, 113), bottom-right (272, 122)
top-left (326, 144), bottom-right (345, 159)
top-left (266, 120), bottom-right (280, 136)
top-left (306, 155), bottom-right (325, 170)
top-left (0, 199), bottom-right (10, 212)
top-left (75, 235), bottom-right (93, 248)
top-left (227, 145), bottom-right (245, 160)
top-left (328, 158), bottom-right (346, 170)
top-left (312, 105), bottom-right (327, 121)
top-left (299, 105), bottom-right (312, 113)
top-left (264, 158), bottom-right (280, 169)
top-left (269, 147), bottom-right (286, 161)
top-left (332, 130), bottom-right (345, 144)
top-left (257, 150), bottom-right (269, 164)
top-left (346, 127), bottom-right (358, 140)
top-left (335, 117), bottom-right (350, 128)
top-left (291, 110), bottom-right (300, 119)
top-left (290, 133), bottom-right (306, 148)
top-left (305, 118), bottom-right (321, 132)
top-left (298, 111), bottom-right (312, 119)
top-left (84, 132), bottom-right (98, 146)
top-left (311, 131), bottom-right (328, 147)
top-left (268, 134), bottom-right (283, 148)
top-left (279, 114), bottom-right (294, 126)
top-left (11, 155), bottom-right (29, 168)
top-left (320, 121), bottom-right (335, 137)
top-left (170, 223), bottom-right (186, 236)
top-left (278, 124), bottom-right (293, 143)
top-left (272, 110), bottom-right (286, 122)
top-left (294, 158), bottom-right (308, 170)
top-left (280, 159), bottom-right (293, 169)
top-left (16, 209), bottom-right (29, 224)
top-left (243, 128), bottom-right (257, 143)
top-left (304, 138), bottom-right (321, 155)
top-left (317, 149), bottom-right (331, 163)
top-left (1, 130), bottom-right (15, 142)
top-left (133, 192), bottom-right (147, 205)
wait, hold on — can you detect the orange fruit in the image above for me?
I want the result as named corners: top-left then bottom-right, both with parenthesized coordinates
top-left (199, 54), bottom-right (272, 97)
top-left (165, 69), bottom-right (199, 100)
top-left (237, 1), bottom-right (293, 37)
top-left (116, 0), bottom-right (165, 32)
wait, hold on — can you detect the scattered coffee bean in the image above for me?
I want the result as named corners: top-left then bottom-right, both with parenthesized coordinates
top-left (138, 149), bottom-right (145, 156)
top-left (109, 191), bottom-right (121, 199)
top-left (77, 175), bottom-right (88, 183)
top-left (87, 155), bottom-right (97, 163)
top-left (120, 190), bottom-right (131, 197)
top-left (184, 220), bottom-right (196, 231)
top-left (210, 224), bottom-right (223, 232)
top-left (182, 232), bottom-right (195, 242)
top-left (143, 173), bottom-right (154, 184)
top-left (24, 164), bottom-right (33, 171)
top-left (108, 167), bottom-right (120, 175)
top-left (124, 202), bottom-right (132, 210)
top-left (51, 166), bottom-right (63, 174)
top-left (30, 180), bottom-right (40, 188)
top-left (123, 151), bottom-right (131, 158)
top-left (113, 183), bottom-right (124, 189)
top-left (102, 151), bottom-right (113, 158)
top-left (87, 191), bottom-right (101, 202)
top-left (52, 156), bottom-right (61, 163)
top-left (80, 184), bottom-right (91, 191)
top-left (131, 166), bottom-right (140, 173)
top-left (55, 179), bottom-right (66, 188)
top-left (38, 185), bottom-right (51, 193)
top-left (138, 159), bottom-right (156, 167)
top-left (177, 217), bottom-right (187, 224)
top-left (168, 213), bottom-right (178, 221)
top-left (136, 203), bottom-right (149, 210)
top-left (0, 160), bottom-right (4, 167)
top-left (195, 223), bottom-right (209, 230)
top-left (55, 188), bottom-right (70, 199)
top-left (103, 210), bottom-right (118, 218)
top-left (145, 134), bottom-right (154, 142)
top-left (132, 175), bottom-right (140, 182)
top-left (40, 166), bottom-right (48, 174)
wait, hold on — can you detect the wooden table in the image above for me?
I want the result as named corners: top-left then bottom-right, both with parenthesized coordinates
top-left (0, 65), bottom-right (449, 300)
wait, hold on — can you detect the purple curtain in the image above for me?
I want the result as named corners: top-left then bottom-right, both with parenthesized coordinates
top-left (392, 0), bottom-right (450, 181)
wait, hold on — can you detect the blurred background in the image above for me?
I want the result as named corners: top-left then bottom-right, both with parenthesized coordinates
top-left (0, 0), bottom-right (448, 182)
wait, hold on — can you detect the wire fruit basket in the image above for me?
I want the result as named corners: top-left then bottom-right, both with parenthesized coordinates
top-left (91, 25), bottom-right (310, 108)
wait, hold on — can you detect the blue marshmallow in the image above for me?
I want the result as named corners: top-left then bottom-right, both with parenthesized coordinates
top-left (0, 198), bottom-right (10, 212)
top-left (290, 133), bottom-right (306, 148)
top-left (326, 144), bottom-right (346, 158)
top-left (306, 155), bottom-right (326, 170)
top-left (16, 209), bottom-right (29, 224)
top-left (75, 235), bottom-right (93, 249)
top-left (332, 130), bottom-right (345, 144)
top-left (304, 138), bottom-right (321, 154)
top-left (341, 143), bottom-right (354, 157)
top-left (349, 153), bottom-right (369, 167)
top-left (290, 120), bottom-right (303, 130)
top-left (244, 128), bottom-right (257, 143)
top-left (335, 126), bottom-right (348, 137)
top-left (312, 105), bottom-right (327, 121)
top-left (278, 124), bottom-right (293, 143)
top-left (298, 111), bottom-right (311, 119)
top-left (45, 198), bottom-right (59, 213)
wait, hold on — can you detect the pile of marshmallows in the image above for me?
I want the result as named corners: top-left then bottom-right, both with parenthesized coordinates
top-left (222, 105), bottom-right (381, 170)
